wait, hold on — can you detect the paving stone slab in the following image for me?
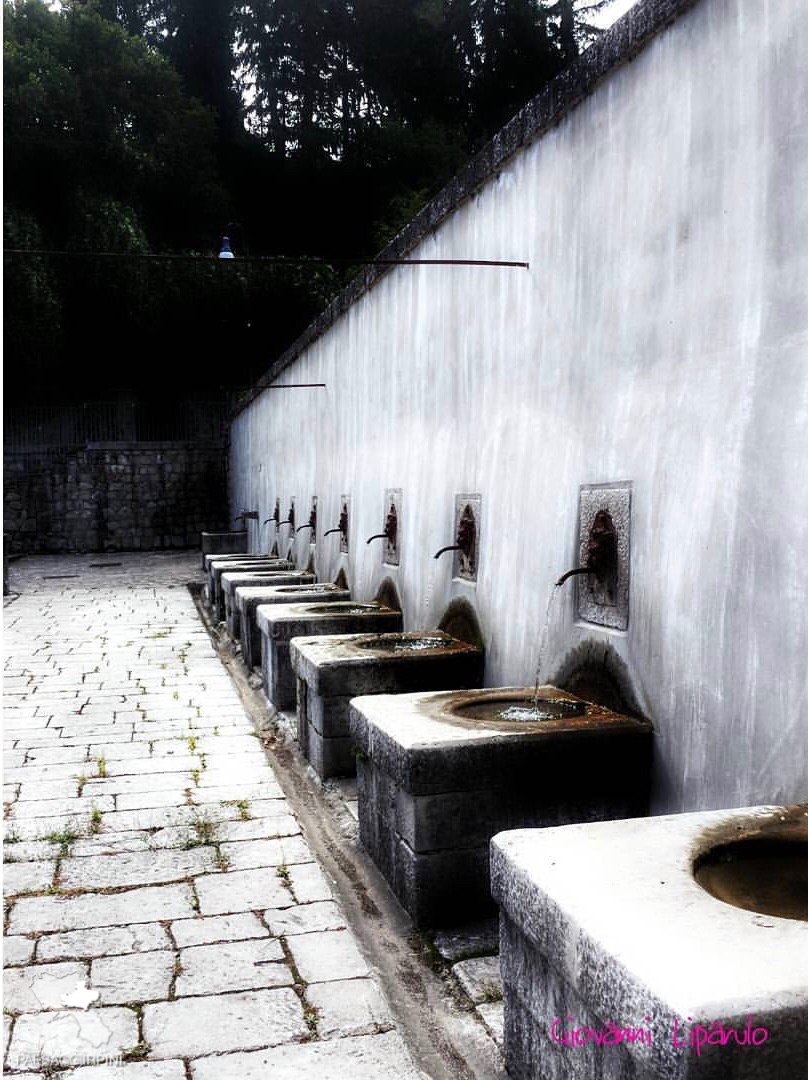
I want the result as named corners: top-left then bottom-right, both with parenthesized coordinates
top-left (3, 961), bottom-right (88, 1012)
top-left (9, 883), bottom-right (196, 933)
top-left (2, 860), bottom-right (56, 896)
top-left (37, 923), bottom-right (171, 962)
top-left (10, 796), bottom-right (116, 820)
top-left (477, 1000), bottom-right (505, 1048)
top-left (190, 1030), bottom-right (420, 1079)
top-left (17, 780), bottom-right (82, 802)
top-left (219, 836), bottom-right (311, 871)
top-left (60, 848), bottom-right (217, 889)
top-left (170, 912), bottom-right (269, 948)
top-left (143, 988), bottom-right (306, 1058)
top-left (307, 978), bottom-right (393, 1038)
top-left (452, 955), bottom-right (503, 1003)
top-left (263, 901), bottom-right (346, 937)
top-left (3, 934), bottom-right (36, 966)
top-left (194, 868), bottom-right (291, 915)
top-left (175, 938), bottom-right (290, 996)
top-left (7, 1006), bottom-right (138, 1070)
top-left (286, 861), bottom-right (334, 903)
top-left (213, 811), bottom-right (300, 841)
top-left (286, 929), bottom-right (369, 984)
top-left (62, 1062), bottom-right (187, 1079)
top-left (92, 951), bottom-right (175, 1004)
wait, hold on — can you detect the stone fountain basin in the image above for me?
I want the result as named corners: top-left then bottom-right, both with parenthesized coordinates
top-left (206, 557), bottom-right (293, 607)
top-left (290, 631), bottom-right (484, 697)
top-left (350, 686), bottom-right (651, 794)
top-left (257, 601), bottom-right (402, 643)
top-left (255, 601), bottom-right (404, 714)
top-left (202, 547), bottom-right (262, 571)
top-left (349, 687), bottom-right (650, 927)
top-left (694, 811), bottom-right (808, 922)
top-left (200, 531), bottom-right (247, 566)
top-left (492, 804), bottom-right (808, 1080)
top-left (235, 584), bottom-right (351, 671)
top-left (221, 571), bottom-right (315, 635)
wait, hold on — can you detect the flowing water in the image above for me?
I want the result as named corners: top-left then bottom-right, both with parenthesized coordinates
top-left (422, 557), bottom-right (440, 628)
top-left (532, 583), bottom-right (562, 704)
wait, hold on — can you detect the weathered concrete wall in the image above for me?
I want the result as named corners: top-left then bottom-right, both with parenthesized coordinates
top-left (230, 0), bottom-right (808, 814)
top-left (4, 443), bottom-right (228, 554)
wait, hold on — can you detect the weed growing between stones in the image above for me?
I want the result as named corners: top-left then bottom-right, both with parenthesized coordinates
top-left (45, 823), bottom-right (82, 858)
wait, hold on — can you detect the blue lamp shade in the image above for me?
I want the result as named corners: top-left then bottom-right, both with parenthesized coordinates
top-left (218, 236), bottom-right (235, 259)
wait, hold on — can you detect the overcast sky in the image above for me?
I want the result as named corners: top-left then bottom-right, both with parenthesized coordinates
top-left (593, 0), bottom-right (638, 28)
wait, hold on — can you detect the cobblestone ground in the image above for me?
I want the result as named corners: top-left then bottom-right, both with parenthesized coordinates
top-left (3, 553), bottom-right (420, 1078)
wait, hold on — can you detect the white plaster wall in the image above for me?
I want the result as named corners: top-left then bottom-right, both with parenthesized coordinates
top-left (230, 0), bottom-right (808, 814)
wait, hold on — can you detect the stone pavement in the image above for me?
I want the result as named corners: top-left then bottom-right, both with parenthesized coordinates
top-left (3, 553), bottom-right (421, 1078)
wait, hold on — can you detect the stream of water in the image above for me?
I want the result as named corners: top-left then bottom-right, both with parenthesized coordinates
top-left (532, 583), bottom-right (562, 704)
top-left (422, 556), bottom-right (440, 628)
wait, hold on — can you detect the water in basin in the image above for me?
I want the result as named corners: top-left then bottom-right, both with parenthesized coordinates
top-left (276, 584), bottom-right (335, 593)
top-left (305, 604), bottom-right (378, 615)
top-left (356, 634), bottom-right (449, 653)
top-left (443, 691), bottom-right (587, 731)
top-left (695, 836), bottom-right (808, 921)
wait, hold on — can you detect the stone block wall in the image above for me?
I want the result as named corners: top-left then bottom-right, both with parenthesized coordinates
top-left (3, 442), bottom-right (228, 554)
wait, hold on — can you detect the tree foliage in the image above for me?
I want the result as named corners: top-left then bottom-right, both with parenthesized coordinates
top-left (4, 0), bottom-right (607, 405)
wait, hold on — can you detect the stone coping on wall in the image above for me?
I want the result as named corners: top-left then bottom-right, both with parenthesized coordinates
top-left (5, 440), bottom-right (226, 453)
top-left (233, 0), bottom-right (702, 419)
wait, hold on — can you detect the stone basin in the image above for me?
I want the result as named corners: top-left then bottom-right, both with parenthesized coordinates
top-left (200, 530), bottom-right (247, 567)
top-left (205, 557), bottom-right (292, 611)
top-left (694, 813), bottom-right (808, 922)
top-left (349, 686), bottom-right (650, 927)
top-left (290, 631), bottom-right (484, 781)
top-left (492, 804), bottom-right (808, 1080)
top-left (236, 583), bottom-right (351, 673)
top-left (220, 570), bottom-right (314, 632)
top-left (256, 601), bottom-right (402, 712)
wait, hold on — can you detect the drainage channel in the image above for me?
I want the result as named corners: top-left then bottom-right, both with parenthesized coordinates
top-left (188, 581), bottom-right (507, 1080)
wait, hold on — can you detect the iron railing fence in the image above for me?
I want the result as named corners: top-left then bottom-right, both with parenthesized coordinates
top-left (3, 399), bottom-right (235, 450)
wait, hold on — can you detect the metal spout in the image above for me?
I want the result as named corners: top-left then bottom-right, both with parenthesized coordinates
top-left (366, 532), bottom-right (388, 544)
top-left (324, 527), bottom-right (342, 536)
top-left (262, 517), bottom-right (278, 527)
top-left (434, 544), bottom-right (462, 560)
top-left (555, 566), bottom-right (594, 588)
top-left (278, 519), bottom-right (293, 527)
top-left (296, 522), bottom-right (313, 533)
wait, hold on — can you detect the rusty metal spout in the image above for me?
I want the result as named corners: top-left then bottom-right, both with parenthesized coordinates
top-left (434, 544), bottom-right (462, 560)
top-left (555, 566), bottom-right (594, 588)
